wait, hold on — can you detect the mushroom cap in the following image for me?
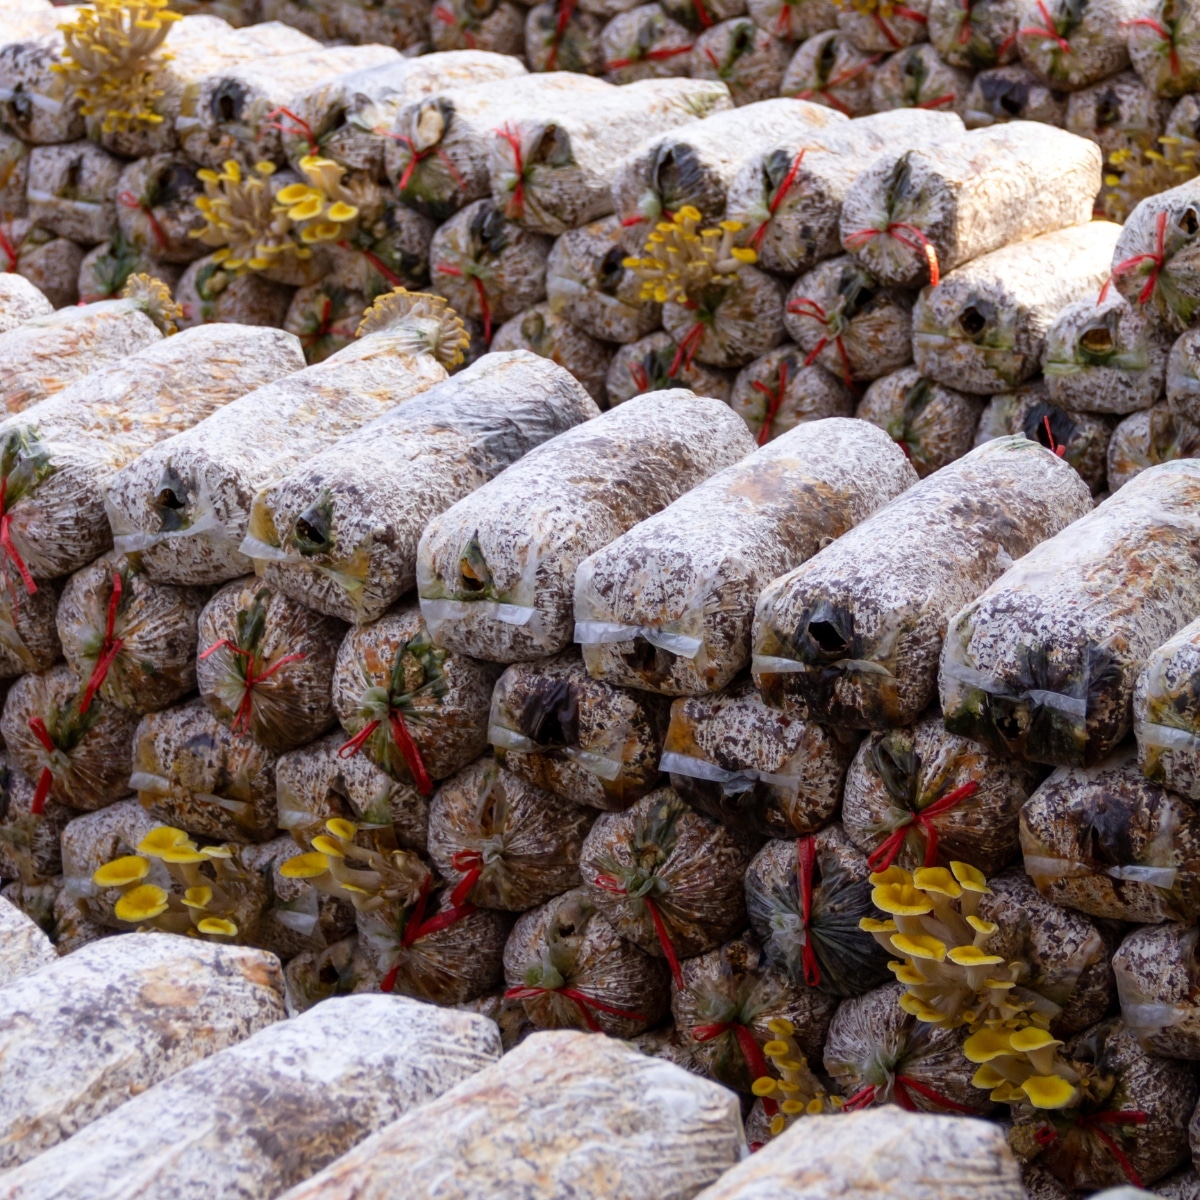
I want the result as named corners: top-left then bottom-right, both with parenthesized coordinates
top-left (964, 1027), bottom-right (1014, 1062)
top-left (948, 945), bottom-right (1004, 967)
top-left (1009, 1026), bottom-right (1062, 1053)
top-left (966, 915), bottom-right (998, 935)
top-left (872, 883), bottom-right (933, 916)
top-left (897, 993), bottom-right (944, 1022)
top-left (972, 1064), bottom-right (1007, 1089)
top-left (114, 883), bottom-right (169, 922)
top-left (161, 847), bottom-right (207, 864)
top-left (768, 1017), bottom-right (795, 1037)
top-left (950, 861), bottom-right (990, 893)
top-left (326, 817), bottom-right (358, 841)
top-left (138, 827), bottom-right (191, 857)
top-left (201, 844), bottom-right (234, 859)
top-left (860, 916), bottom-right (898, 933)
top-left (1021, 1075), bottom-right (1078, 1109)
top-left (197, 917), bottom-right (238, 937)
top-left (888, 960), bottom-right (927, 985)
top-left (182, 886), bottom-right (213, 909)
top-left (868, 866), bottom-right (912, 887)
top-left (892, 932), bottom-right (947, 961)
top-left (93, 855), bottom-right (150, 887)
top-left (280, 851), bottom-right (329, 879)
top-left (311, 835), bottom-right (345, 859)
top-left (913, 867), bottom-right (962, 898)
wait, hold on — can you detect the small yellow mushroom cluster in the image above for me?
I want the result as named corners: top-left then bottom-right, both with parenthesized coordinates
top-left (623, 207), bottom-right (757, 306)
top-left (53, 0), bottom-right (182, 135)
top-left (963, 1024), bottom-right (1093, 1111)
top-left (273, 155), bottom-right (365, 247)
top-left (752, 1018), bottom-right (843, 1137)
top-left (862, 863), bottom-right (1056, 1031)
top-left (192, 160), bottom-right (299, 272)
top-left (1101, 146), bottom-right (1186, 224)
top-left (281, 817), bottom-right (428, 915)
top-left (93, 826), bottom-right (244, 939)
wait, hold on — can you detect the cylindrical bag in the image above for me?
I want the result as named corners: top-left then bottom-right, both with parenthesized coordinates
top-left (0, 273), bottom-right (50, 335)
top-left (488, 650), bottom-right (669, 812)
top-left (746, 0), bottom-right (837, 39)
top-left (929, 0), bottom-right (1021, 67)
top-left (427, 756), bottom-right (596, 911)
top-left (132, 698), bottom-right (279, 842)
top-left (1127, 0), bottom-right (1200, 96)
top-left (418, 390), bottom-right (754, 663)
top-left (429, 0), bottom-right (527, 55)
top-left (545, 215), bottom-right (663, 344)
top-left (745, 825), bottom-right (894, 996)
top-left (0, 129), bottom-right (28, 224)
top-left (59, 797), bottom-right (160, 922)
top-left (912, 219), bottom-right (1121, 393)
top-left (175, 253), bottom-right (294, 328)
top-left (1110, 179), bottom-right (1200, 333)
top-left (1020, 746), bottom-right (1200, 922)
top-left (0, 274), bottom-right (176, 414)
top-left (783, 255), bottom-right (914, 384)
top-left (839, 122), bottom-right (1101, 291)
top-left (0, 219), bottom-right (83, 310)
top-left (490, 303), bottom-right (612, 405)
top-left (868, 44), bottom-right (973, 116)
top-left (328, 200), bottom-right (439, 303)
top-left (729, 350), bottom-right (854, 444)
top-left (725, 107), bottom-right (963, 278)
top-left (1012, 0), bottom-right (1141, 90)
top-left (1008, 1019), bottom-right (1197, 1193)
top-left (283, 934), bottom-right (381, 1013)
top-left (177, 44), bottom-right (402, 170)
top-left (823, 981), bottom-right (993, 1114)
top-left (197, 577), bottom-right (345, 754)
top-left (1042, 290), bottom-right (1171, 415)
top-left (331, 600), bottom-right (501, 792)
top-left (659, 0), bottom-right (748, 32)
top-left (963, 63), bottom-right (1069, 127)
top-left (576, 416), bottom-right (916, 696)
top-left (605, 331), bottom-right (734, 405)
top-left (941, 459), bottom-right (1200, 767)
top-left (0, 754), bottom-right (73, 885)
top-left (1135, 613), bottom-right (1200, 801)
top-left (611, 96), bottom-right (849, 238)
top-left (385, 73), bottom-right (612, 222)
top-left (24, 141), bottom-right (122, 247)
top-left (429, 198), bottom-right (552, 344)
top-left (779, 30), bottom-right (882, 118)
top-left (1114, 922), bottom-right (1200, 1058)
top-left (275, 730), bottom-right (429, 852)
top-left (0, 322), bottom-right (302, 589)
top-left (283, 283), bottom-right (368, 366)
top-left (0, 935), bottom-right (286, 1171)
top-left (524, 0), bottom-right (608, 74)
top-left (600, 4), bottom-right (696, 84)
top-left (0, 30), bottom-right (84, 148)
top-left (503, 886), bottom-right (670, 1037)
top-left (1166, 326), bottom-right (1200, 424)
top-left (1107, 402), bottom-right (1200, 490)
top-left (579, 785), bottom-right (758, 971)
top-left (486, 76), bottom-right (731, 236)
top-left (754, 435), bottom-right (1092, 731)
top-left (106, 290), bottom-right (464, 589)
top-left (834, 0), bottom-right (930, 51)
top-left (1, 663), bottom-right (139, 812)
top-left (244, 350), bottom-right (598, 626)
top-left (1065, 69), bottom-right (1173, 158)
top-left (673, 932), bottom-right (838, 1093)
top-left (278, 51), bottom-right (528, 181)
top-left (855, 367), bottom-right (984, 477)
top-left (688, 19), bottom-right (791, 107)
top-left (841, 711), bottom-right (1044, 874)
top-left (56, 550), bottom-right (206, 716)
top-left (664, 681), bottom-right (856, 839)
top-left (114, 153), bottom-right (208, 266)
top-left (973, 381), bottom-right (1114, 494)
top-left (0, 564), bottom-right (59, 680)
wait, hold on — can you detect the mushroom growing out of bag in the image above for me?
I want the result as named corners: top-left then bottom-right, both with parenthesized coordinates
top-left (427, 756), bottom-right (596, 912)
top-left (745, 824), bottom-right (894, 996)
top-left (503, 886), bottom-right (671, 1037)
top-left (175, 254), bottom-right (293, 328)
top-left (580, 786), bottom-right (758, 984)
top-left (488, 650), bottom-right (669, 813)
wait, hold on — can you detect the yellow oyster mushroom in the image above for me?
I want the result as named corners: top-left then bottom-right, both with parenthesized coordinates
top-left (311, 835), bottom-right (346, 858)
top-left (182, 886), bottom-right (213, 909)
top-left (963, 1027), bottom-right (1014, 1063)
top-left (780, 1100), bottom-right (805, 1115)
top-left (860, 916), bottom-right (898, 933)
top-left (718, 219), bottom-right (743, 233)
top-left (888, 960), bottom-right (927, 985)
top-left (947, 945), bottom-right (1004, 967)
top-left (730, 247), bottom-right (757, 264)
top-left (971, 1064), bottom-right (1008, 1089)
top-left (254, 161), bottom-right (276, 176)
top-left (326, 202), bottom-right (358, 223)
top-left (871, 882), bottom-right (933, 916)
top-left (891, 932), bottom-right (946, 961)
top-left (868, 866), bottom-right (912, 887)
top-left (751, 1077), bottom-right (778, 1097)
top-left (913, 866), bottom-right (962, 898)
top-left (221, 161), bottom-right (242, 183)
top-left (768, 1018), bottom-right (795, 1037)
top-left (1010, 1027), bottom-right (1063, 1054)
top-left (93, 855), bottom-right (149, 888)
top-left (898, 993), bottom-right (944, 1022)
top-left (287, 197), bottom-right (324, 222)
top-left (1021, 1075), bottom-right (1078, 1110)
top-left (275, 183), bottom-right (312, 205)
top-left (762, 1040), bottom-right (790, 1057)
top-left (677, 205), bottom-right (702, 221)
top-left (138, 827), bottom-right (192, 857)
top-left (950, 861), bottom-right (990, 893)
top-left (161, 847), bottom-right (207, 864)
top-left (326, 817), bottom-right (358, 840)
top-left (115, 883), bottom-right (169, 922)
top-left (967, 915), bottom-right (998, 935)
top-left (280, 852), bottom-right (330, 879)
top-left (197, 917), bottom-right (238, 937)
top-left (990, 1081), bottom-right (1024, 1104)
top-left (197, 168), bottom-right (220, 185)
top-left (200, 844), bottom-right (234, 859)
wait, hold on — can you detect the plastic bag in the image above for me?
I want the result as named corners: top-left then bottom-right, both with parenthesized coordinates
top-left (0, 753), bottom-right (73, 884)
top-left (488, 650), bottom-right (669, 812)
top-left (283, 283), bottom-right (368, 366)
top-left (1012, 0), bottom-right (1141, 90)
top-left (503, 886), bottom-right (670, 1036)
top-left (601, 4), bottom-right (696, 83)
top-left (491, 303), bottom-right (612, 405)
top-left (930, 0), bottom-right (1021, 66)
top-left (688, 19), bottom-right (790, 106)
top-left (0, 273), bottom-right (50, 334)
top-left (836, 0), bottom-right (930, 50)
top-left (175, 254), bottom-right (293, 328)
top-left (1107, 402), bottom-right (1200, 490)
top-left (430, 0), bottom-right (526, 52)
top-left (964, 64), bottom-right (1068, 126)
top-left (730, 349), bottom-right (853, 444)
top-left (26, 141), bottom-right (122, 246)
top-left (1135, 613), bottom-right (1200, 801)
top-left (427, 756), bottom-right (595, 911)
top-left (779, 32), bottom-right (881, 118)
top-left (869, 44), bottom-right (973, 116)
top-left (606, 331), bottom-right (734, 405)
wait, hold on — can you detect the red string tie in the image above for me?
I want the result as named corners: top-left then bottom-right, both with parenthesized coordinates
top-left (494, 124), bottom-right (526, 220)
top-left (1123, 17), bottom-right (1180, 74)
top-left (958, 0), bottom-right (972, 43)
top-left (752, 359), bottom-right (789, 445)
top-left (1035, 1111), bottom-right (1148, 1189)
top-left (380, 874), bottom-right (479, 991)
top-left (378, 128), bottom-right (467, 195)
top-left (118, 191), bottom-right (168, 254)
top-left (866, 779), bottom-right (980, 873)
top-left (692, 0), bottom-right (714, 27)
top-left (785, 297), bottom-right (854, 385)
top-left (27, 716), bottom-right (55, 816)
top-left (843, 221), bottom-right (940, 286)
top-left (917, 92), bottom-right (956, 109)
top-left (749, 149), bottom-right (805, 253)
top-left (1042, 414), bottom-right (1067, 457)
top-left (0, 225), bottom-right (15, 272)
top-left (545, 0), bottom-right (577, 69)
top-left (339, 239), bottom-right (406, 290)
top-left (594, 872), bottom-right (683, 989)
top-left (433, 4), bottom-right (477, 46)
top-left (628, 361), bottom-right (651, 393)
top-left (604, 43), bottom-right (694, 69)
top-left (795, 834), bottom-right (820, 987)
top-left (0, 476), bottom-right (37, 618)
top-left (79, 569), bottom-right (123, 715)
top-left (844, 1076), bottom-right (979, 1113)
top-left (450, 848), bottom-right (483, 908)
top-left (198, 638), bottom-right (306, 736)
top-left (436, 263), bottom-right (492, 344)
top-left (338, 706), bottom-right (434, 796)
top-left (505, 984), bottom-right (647, 1031)
top-left (260, 106), bottom-right (317, 154)
top-left (1100, 209), bottom-right (1167, 308)
top-left (1014, 0), bottom-right (1071, 54)
top-left (668, 321), bottom-right (706, 378)
top-left (693, 1022), bottom-right (779, 1115)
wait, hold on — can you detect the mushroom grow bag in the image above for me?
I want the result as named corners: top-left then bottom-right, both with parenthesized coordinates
top-left (244, 350), bottom-right (597, 626)
top-left (1135, 612), bottom-right (1200, 802)
top-left (941, 459), bottom-right (1200, 767)
top-left (1114, 921), bottom-right (1200, 1058)
top-left (418, 390), bottom-right (753, 663)
top-left (728, 350), bottom-right (853, 445)
top-left (605, 332), bottom-right (734, 406)
top-left (1011, 0), bottom-right (1142, 91)
top-left (779, 31), bottom-right (881, 119)
top-left (490, 304), bottom-right (612, 406)
top-left (576, 416), bottom-right (915, 697)
top-left (963, 64), bottom-right (1068, 127)
top-left (868, 45), bottom-right (973, 117)
top-left (24, 142), bottom-right (122, 248)
top-left (175, 254), bottom-right (294, 329)
top-left (0, 273), bottom-right (50, 335)
top-left (687, 19), bottom-right (791, 108)
top-left (1107, 403), bottom-right (1200, 490)
top-left (488, 650), bottom-right (669, 813)
top-left (753, 435), bottom-right (1092, 731)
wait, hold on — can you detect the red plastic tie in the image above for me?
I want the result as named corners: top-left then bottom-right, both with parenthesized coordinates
top-left (1123, 17), bottom-right (1180, 74)
top-left (796, 835), bottom-right (820, 987)
top-left (866, 779), bottom-right (980, 872)
top-left (28, 716), bottom-right (55, 816)
top-left (545, 0), bottom-right (577, 69)
top-left (786, 297), bottom-right (854, 385)
top-left (1035, 1112), bottom-right (1148, 1189)
top-left (505, 984), bottom-right (647, 1031)
top-left (843, 221), bottom-right (939, 286)
top-left (118, 191), bottom-right (167, 254)
top-left (449, 848), bottom-right (483, 908)
top-left (693, 1022), bottom-right (779, 1115)
top-left (79, 570), bottom-right (124, 715)
top-left (337, 706), bottom-right (434, 796)
top-left (594, 872), bottom-right (683, 988)
top-left (0, 477), bottom-right (37, 617)
top-left (749, 149), bottom-right (805, 253)
top-left (0, 225), bottom-right (15, 272)
top-left (752, 359), bottom-right (789, 445)
top-left (436, 263), bottom-right (492, 344)
top-left (667, 321), bottom-right (706, 377)
top-left (198, 638), bottom-right (306, 736)
top-left (261, 106), bottom-right (317, 154)
top-left (1015, 0), bottom-right (1071, 54)
top-left (494, 124), bottom-right (526, 220)
top-left (628, 361), bottom-right (651, 393)
top-left (604, 43), bottom-right (693, 69)
top-left (1102, 209), bottom-right (1168, 308)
